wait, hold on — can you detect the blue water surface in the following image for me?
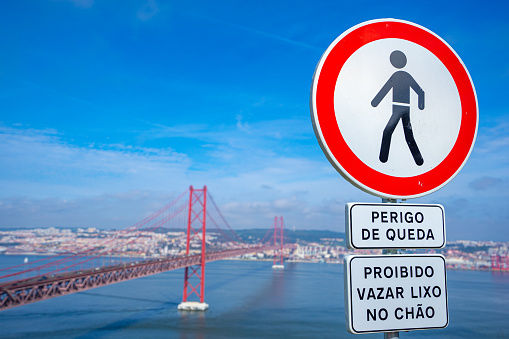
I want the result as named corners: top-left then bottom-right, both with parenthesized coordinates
top-left (0, 256), bottom-right (508, 338)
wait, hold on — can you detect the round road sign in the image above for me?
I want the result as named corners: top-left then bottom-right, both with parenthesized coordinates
top-left (310, 19), bottom-right (478, 199)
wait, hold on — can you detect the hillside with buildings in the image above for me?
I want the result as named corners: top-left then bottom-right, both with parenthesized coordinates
top-left (0, 227), bottom-right (507, 271)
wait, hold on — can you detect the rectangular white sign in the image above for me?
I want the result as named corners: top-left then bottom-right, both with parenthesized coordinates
top-left (346, 203), bottom-right (446, 249)
top-left (344, 254), bottom-right (448, 334)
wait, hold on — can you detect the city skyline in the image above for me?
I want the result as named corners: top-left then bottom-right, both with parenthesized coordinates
top-left (0, 1), bottom-right (508, 241)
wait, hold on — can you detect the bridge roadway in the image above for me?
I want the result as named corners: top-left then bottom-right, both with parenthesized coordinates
top-left (0, 244), bottom-right (282, 311)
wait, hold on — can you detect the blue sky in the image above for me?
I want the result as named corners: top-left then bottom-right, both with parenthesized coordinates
top-left (0, 0), bottom-right (508, 241)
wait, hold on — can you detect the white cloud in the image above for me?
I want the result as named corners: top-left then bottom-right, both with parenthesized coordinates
top-left (1, 115), bottom-right (509, 241)
top-left (0, 122), bottom-right (354, 231)
top-left (0, 191), bottom-right (181, 229)
top-left (0, 126), bottom-right (191, 199)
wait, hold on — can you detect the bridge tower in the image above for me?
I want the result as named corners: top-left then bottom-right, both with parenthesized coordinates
top-left (178, 186), bottom-right (209, 311)
top-left (272, 216), bottom-right (285, 269)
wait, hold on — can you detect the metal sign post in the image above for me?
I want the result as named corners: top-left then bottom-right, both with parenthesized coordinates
top-left (383, 198), bottom-right (399, 339)
top-left (310, 18), bottom-right (477, 337)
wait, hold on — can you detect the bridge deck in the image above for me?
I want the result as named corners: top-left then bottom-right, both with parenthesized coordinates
top-left (0, 245), bottom-right (280, 311)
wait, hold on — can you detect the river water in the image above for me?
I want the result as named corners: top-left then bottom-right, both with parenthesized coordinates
top-left (0, 256), bottom-right (508, 338)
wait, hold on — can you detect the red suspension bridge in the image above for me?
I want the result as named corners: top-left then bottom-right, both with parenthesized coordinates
top-left (0, 186), bottom-right (291, 311)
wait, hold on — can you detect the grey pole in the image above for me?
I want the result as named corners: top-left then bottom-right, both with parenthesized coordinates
top-left (382, 198), bottom-right (400, 339)
top-left (384, 332), bottom-right (400, 339)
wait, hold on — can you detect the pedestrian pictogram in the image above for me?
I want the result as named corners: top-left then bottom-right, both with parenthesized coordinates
top-left (372, 50), bottom-right (425, 166)
top-left (310, 19), bottom-right (478, 199)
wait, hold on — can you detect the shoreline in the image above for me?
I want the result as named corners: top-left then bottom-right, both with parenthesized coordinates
top-left (4, 253), bottom-right (507, 272)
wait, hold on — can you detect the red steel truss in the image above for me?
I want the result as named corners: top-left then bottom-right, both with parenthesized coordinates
top-left (182, 186), bottom-right (207, 304)
top-left (491, 254), bottom-right (509, 271)
top-left (0, 245), bottom-right (279, 311)
top-left (273, 216), bottom-right (284, 266)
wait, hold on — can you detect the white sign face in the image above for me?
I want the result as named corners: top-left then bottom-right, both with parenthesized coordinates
top-left (310, 19), bottom-right (478, 199)
top-left (344, 254), bottom-right (448, 334)
top-left (346, 203), bottom-right (445, 249)
top-left (335, 38), bottom-right (461, 178)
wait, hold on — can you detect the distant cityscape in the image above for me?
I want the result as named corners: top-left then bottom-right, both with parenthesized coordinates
top-left (0, 227), bottom-right (508, 271)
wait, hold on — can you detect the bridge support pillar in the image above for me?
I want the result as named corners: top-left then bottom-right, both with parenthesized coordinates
top-left (178, 185), bottom-right (209, 311)
top-left (272, 216), bottom-right (285, 270)
top-left (178, 301), bottom-right (209, 311)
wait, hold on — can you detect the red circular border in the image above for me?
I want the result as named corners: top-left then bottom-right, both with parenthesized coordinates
top-left (313, 20), bottom-right (477, 198)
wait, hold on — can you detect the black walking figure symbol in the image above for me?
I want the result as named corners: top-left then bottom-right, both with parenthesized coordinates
top-left (371, 50), bottom-right (425, 166)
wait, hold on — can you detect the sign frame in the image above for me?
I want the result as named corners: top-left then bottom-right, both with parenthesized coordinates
top-left (345, 202), bottom-right (446, 249)
top-left (344, 254), bottom-right (449, 334)
top-left (310, 18), bottom-right (478, 199)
